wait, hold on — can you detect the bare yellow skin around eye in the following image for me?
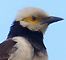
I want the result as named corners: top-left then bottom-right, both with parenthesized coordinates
top-left (23, 17), bottom-right (41, 24)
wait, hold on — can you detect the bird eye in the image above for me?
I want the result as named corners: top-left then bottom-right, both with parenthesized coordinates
top-left (32, 16), bottom-right (36, 20)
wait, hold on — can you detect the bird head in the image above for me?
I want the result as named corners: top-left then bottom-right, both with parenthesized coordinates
top-left (15, 7), bottom-right (63, 34)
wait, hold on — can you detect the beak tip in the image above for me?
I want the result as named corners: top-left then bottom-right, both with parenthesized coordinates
top-left (41, 16), bottom-right (64, 24)
top-left (60, 18), bottom-right (64, 20)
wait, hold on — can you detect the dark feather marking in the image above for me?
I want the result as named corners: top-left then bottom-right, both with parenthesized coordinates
top-left (7, 21), bottom-right (46, 55)
top-left (0, 39), bottom-right (17, 60)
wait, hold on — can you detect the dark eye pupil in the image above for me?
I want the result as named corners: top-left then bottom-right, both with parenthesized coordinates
top-left (32, 16), bottom-right (36, 20)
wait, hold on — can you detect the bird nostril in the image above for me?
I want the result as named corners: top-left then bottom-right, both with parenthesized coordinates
top-left (48, 17), bottom-right (51, 18)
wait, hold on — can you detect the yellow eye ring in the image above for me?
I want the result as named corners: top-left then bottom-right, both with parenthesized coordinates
top-left (23, 16), bottom-right (41, 24)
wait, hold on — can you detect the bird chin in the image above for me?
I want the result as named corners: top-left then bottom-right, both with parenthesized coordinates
top-left (20, 21), bottom-right (48, 34)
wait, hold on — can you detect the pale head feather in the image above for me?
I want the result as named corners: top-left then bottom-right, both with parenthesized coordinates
top-left (15, 7), bottom-right (50, 21)
top-left (15, 7), bottom-right (50, 34)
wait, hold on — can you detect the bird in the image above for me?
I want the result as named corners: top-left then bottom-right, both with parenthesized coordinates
top-left (0, 7), bottom-right (63, 60)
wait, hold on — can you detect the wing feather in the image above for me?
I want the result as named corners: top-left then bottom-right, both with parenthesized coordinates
top-left (0, 38), bottom-right (17, 60)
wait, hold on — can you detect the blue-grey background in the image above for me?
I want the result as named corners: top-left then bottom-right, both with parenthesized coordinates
top-left (0, 0), bottom-right (66, 60)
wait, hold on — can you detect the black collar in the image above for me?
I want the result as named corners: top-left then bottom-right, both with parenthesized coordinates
top-left (7, 21), bottom-right (46, 54)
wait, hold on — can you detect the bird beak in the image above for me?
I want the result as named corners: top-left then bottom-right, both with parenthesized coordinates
top-left (41, 16), bottom-right (63, 24)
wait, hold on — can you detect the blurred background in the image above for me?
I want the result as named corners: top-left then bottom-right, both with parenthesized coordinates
top-left (0, 0), bottom-right (66, 60)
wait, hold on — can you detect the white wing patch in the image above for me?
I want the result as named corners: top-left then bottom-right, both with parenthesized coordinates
top-left (8, 36), bottom-right (34, 60)
top-left (8, 36), bottom-right (48, 60)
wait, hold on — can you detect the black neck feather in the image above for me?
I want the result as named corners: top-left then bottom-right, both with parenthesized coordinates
top-left (7, 21), bottom-right (46, 54)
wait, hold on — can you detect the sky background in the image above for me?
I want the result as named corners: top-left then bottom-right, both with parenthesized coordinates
top-left (0, 0), bottom-right (66, 60)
